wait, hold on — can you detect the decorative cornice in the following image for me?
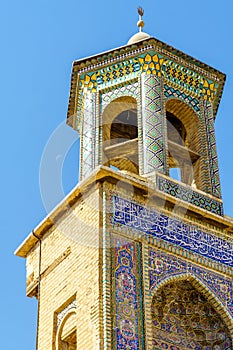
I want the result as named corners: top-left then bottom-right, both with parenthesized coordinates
top-left (67, 37), bottom-right (225, 122)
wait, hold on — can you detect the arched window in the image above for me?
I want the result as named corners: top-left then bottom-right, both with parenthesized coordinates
top-left (166, 99), bottom-right (200, 188)
top-left (110, 109), bottom-right (138, 144)
top-left (57, 312), bottom-right (77, 350)
top-left (102, 96), bottom-right (139, 174)
top-left (152, 280), bottom-right (232, 349)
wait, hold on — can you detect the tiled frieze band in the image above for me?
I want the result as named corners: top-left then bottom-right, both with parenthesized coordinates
top-left (111, 195), bottom-right (233, 267)
top-left (79, 51), bottom-right (218, 104)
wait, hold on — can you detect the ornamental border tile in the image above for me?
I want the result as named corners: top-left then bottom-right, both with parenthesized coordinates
top-left (112, 235), bottom-right (145, 350)
top-left (156, 174), bottom-right (223, 216)
top-left (110, 195), bottom-right (233, 268)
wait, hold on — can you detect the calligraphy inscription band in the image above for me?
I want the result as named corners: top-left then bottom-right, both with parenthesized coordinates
top-left (111, 196), bottom-right (233, 267)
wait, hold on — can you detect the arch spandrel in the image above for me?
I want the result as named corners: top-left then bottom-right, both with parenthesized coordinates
top-left (100, 80), bottom-right (139, 114)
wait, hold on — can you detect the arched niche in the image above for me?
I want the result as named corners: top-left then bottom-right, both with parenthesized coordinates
top-left (56, 312), bottom-right (77, 350)
top-left (151, 275), bottom-right (233, 350)
top-left (165, 99), bottom-right (201, 189)
top-left (102, 96), bottom-right (139, 174)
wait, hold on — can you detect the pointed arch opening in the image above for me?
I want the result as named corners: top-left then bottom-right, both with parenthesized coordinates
top-left (56, 312), bottom-right (77, 350)
top-left (166, 99), bottom-right (201, 189)
top-left (102, 96), bottom-right (139, 174)
top-left (151, 276), bottom-right (232, 350)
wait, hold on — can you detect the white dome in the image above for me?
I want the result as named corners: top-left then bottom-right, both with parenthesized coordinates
top-left (127, 31), bottom-right (151, 45)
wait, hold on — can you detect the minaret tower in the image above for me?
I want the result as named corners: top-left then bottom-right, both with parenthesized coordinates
top-left (16, 8), bottom-right (233, 350)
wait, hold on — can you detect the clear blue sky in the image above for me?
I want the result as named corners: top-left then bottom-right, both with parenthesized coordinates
top-left (1, 1), bottom-right (233, 348)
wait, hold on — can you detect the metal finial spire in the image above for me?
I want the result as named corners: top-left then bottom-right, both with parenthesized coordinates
top-left (138, 6), bottom-right (144, 17)
top-left (137, 7), bottom-right (145, 32)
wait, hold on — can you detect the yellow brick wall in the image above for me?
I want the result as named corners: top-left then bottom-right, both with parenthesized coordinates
top-left (26, 186), bottom-right (102, 350)
top-left (23, 174), bottom-right (233, 350)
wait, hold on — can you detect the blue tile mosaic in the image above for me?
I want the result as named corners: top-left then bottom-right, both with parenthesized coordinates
top-left (204, 101), bottom-right (221, 199)
top-left (111, 196), bottom-right (233, 267)
top-left (113, 237), bottom-right (144, 349)
top-left (141, 74), bottom-right (167, 174)
top-left (149, 249), bottom-right (233, 317)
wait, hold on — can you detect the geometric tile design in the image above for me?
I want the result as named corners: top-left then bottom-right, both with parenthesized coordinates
top-left (149, 249), bottom-right (233, 317)
top-left (162, 58), bottom-right (218, 102)
top-left (79, 51), bottom-right (219, 104)
top-left (113, 236), bottom-right (144, 350)
top-left (81, 92), bottom-right (96, 180)
top-left (164, 84), bottom-right (200, 112)
top-left (101, 80), bottom-right (139, 113)
top-left (111, 196), bottom-right (233, 267)
top-left (80, 57), bottom-right (141, 92)
top-left (141, 74), bottom-right (167, 174)
top-left (78, 54), bottom-right (221, 188)
top-left (75, 91), bottom-right (84, 133)
top-left (157, 174), bottom-right (223, 216)
top-left (151, 277), bottom-right (232, 349)
top-left (73, 106), bottom-right (82, 133)
top-left (204, 100), bottom-right (222, 199)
